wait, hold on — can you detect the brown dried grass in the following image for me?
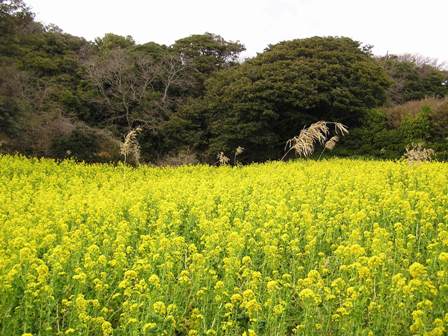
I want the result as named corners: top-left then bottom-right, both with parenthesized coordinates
top-left (402, 143), bottom-right (435, 163)
top-left (120, 127), bottom-right (142, 165)
top-left (384, 97), bottom-right (448, 127)
top-left (282, 121), bottom-right (348, 160)
top-left (217, 151), bottom-right (230, 166)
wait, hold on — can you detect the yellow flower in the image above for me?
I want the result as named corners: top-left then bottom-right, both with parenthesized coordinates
top-left (101, 321), bottom-right (113, 336)
top-left (242, 289), bottom-right (255, 300)
top-left (98, 255), bottom-right (107, 265)
top-left (242, 256), bottom-right (252, 265)
top-left (349, 244), bottom-right (365, 256)
top-left (439, 252), bottom-right (448, 263)
top-left (299, 288), bottom-right (320, 305)
top-left (148, 274), bottom-right (160, 287)
top-left (358, 266), bottom-right (370, 279)
top-left (231, 294), bottom-right (242, 304)
top-left (75, 294), bottom-right (87, 311)
top-left (427, 327), bottom-right (446, 336)
top-left (153, 301), bottom-right (166, 315)
top-left (307, 270), bottom-right (321, 280)
top-left (3, 155), bottom-right (448, 336)
top-left (273, 303), bottom-right (285, 316)
top-left (417, 299), bottom-right (433, 311)
top-left (392, 273), bottom-right (406, 287)
top-left (336, 307), bottom-right (349, 316)
top-left (241, 299), bottom-right (261, 317)
top-left (124, 270), bottom-right (138, 279)
top-left (167, 303), bottom-right (177, 314)
top-left (242, 329), bottom-right (256, 336)
top-left (214, 280), bottom-right (224, 290)
top-left (165, 315), bottom-right (176, 327)
top-left (266, 280), bottom-right (279, 292)
top-left (409, 262), bottom-right (427, 279)
top-left (143, 323), bottom-right (157, 332)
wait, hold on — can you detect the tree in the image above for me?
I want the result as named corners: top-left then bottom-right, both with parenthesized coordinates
top-left (180, 36), bottom-right (390, 162)
top-left (379, 54), bottom-right (448, 104)
top-left (0, 0), bottom-right (34, 35)
top-left (85, 45), bottom-right (193, 134)
top-left (0, 64), bottom-right (28, 136)
top-left (0, 0), bottom-right (38, 58)
top-left (85, 33), bottom-right (245, 160)
top-left (94, 33), bottom-right (135, 52)
top-left (86, 48), bottom-right (159, 131)
top-left (171, 33), bottom-right (245, 96)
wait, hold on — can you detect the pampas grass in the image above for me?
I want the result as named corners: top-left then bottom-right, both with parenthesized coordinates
top-left (120, 127), bottom-right (142, 165)
top-left (217, 152), bottom-right (230, 166)
top-left (282, 121), bottom-right (348, 160)
top-left (217, 147), bottom-right (244, 166)
top-left (233, 146), bottom-right (244, 165)
top-left (324, 136), bottom-right (340, 150)
top-left (402, 143), bottom-right (435, 163)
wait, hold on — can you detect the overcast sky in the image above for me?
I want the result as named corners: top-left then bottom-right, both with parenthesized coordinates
top-left (27, 0), bottom-right (447, 64)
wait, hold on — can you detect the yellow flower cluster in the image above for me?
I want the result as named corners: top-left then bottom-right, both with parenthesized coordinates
top-left (1, 155), bottom-right (448, 335)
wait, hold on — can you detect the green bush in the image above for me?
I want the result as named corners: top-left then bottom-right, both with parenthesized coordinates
top-left (335, 102), bottom-right (446, 160)
top-left (50, 126), bottom-right (121, 163)
top-left (398, 106), bottom-right (431, 143)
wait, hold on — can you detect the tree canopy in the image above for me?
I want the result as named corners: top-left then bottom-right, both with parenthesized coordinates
top-left (179, 37), bottom-right (390, 162)
top-left (379, 54), bottom-right (448, 104)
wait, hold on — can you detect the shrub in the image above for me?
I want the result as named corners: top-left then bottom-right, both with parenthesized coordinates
top-left (51, 125), bottom-right (121, 162)
top-left (336, 98), bottom-right (448, 160)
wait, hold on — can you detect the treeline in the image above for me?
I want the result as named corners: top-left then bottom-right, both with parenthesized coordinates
top-left (1, 0), bottom-right (448, 164)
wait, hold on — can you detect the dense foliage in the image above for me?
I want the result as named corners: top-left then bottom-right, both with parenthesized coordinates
top-left (1, 156), bottom-right (448, 335)
top-left (179, 37), bottom-right (390, 162)
top-left (379, 55), bottom-right (448, 105)
top-left (335, 98), bottom-right (448, 161)
top-left (1, 0), bottom-right (447, 163)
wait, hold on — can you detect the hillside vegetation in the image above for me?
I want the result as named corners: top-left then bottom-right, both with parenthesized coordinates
top-left (1, 0), bottom-right (448, 163)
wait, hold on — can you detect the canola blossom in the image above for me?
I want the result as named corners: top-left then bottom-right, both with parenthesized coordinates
top-left (1, 155), bottom-right (448, 335)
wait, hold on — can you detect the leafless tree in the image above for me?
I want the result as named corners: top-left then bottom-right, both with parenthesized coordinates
top-left (397, 53), bottom-right (446, 70)
top-left (85, 48), bottom-right (193, 132)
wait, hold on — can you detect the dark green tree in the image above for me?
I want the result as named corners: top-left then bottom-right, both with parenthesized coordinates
top-left (0, 0), bottom-right (35, 140)
top-left (178, 36), bottom-right (390, 162)
top-left (171, 33), bottom-right (245, 96)
top-left (94, 33), bottom-right (135, 52)
top-left (0, 0), bottom-right (36, 57)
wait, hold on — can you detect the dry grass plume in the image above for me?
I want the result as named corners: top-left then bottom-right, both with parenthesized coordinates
top-left (120, 127), bottom-right (142, 165)
top-left (402, 143), bottom-right (435, 163)
top-left (282, 121), bottom-right (348, 160)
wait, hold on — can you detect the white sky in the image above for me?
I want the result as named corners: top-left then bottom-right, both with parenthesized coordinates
top-left (27, 0), bottom-right (447, 64)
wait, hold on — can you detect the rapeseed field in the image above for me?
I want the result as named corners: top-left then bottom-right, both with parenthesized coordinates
top-left (1, 155), bottom-right (447, 336)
